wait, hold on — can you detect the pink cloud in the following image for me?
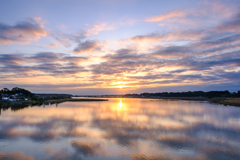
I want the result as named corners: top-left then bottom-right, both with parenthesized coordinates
top-left (145, 1), bottom-right (237, 28)
top-left (130, 30), bottom-right (205, 43)
top-left (46, 44), bottom-right (58, 48)
top-left (85, 23), bottom-right (114, 35)
top-left (145, 9), bottom-right (187, 22)
top-left (202, 1), bottom-right (235, 18)
top-left (130, 33), bottom-right (163, 42)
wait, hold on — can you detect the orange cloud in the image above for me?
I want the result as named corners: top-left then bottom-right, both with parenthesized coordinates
top-left (145, 9), bottom-right (187, 22)
top-left (45, 44), bottom-right (58, 48)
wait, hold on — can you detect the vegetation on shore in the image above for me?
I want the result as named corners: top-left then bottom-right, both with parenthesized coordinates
top-left (0, 87), bottom-right (107, 111)
top-left (123, 90), bottom-right (240, 98)
top-left (214, 98), bottom-right (240, 107)
top-left (1, 87), bottom-right (240, 110)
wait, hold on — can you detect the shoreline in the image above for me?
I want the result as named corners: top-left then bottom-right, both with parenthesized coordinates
top-left (1, 97), bottom-right (240, 109)
top-left (0, 98), bottom-right (108, 110)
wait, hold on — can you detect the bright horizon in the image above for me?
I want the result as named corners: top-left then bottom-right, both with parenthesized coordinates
top-left (0, 0), bottom-right (240, 95)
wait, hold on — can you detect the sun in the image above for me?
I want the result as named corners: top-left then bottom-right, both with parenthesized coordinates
top-left (117, 86), bottom-right (124, 89)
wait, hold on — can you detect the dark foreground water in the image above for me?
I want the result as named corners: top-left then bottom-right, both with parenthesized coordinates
top-left (0, 98), bottom-right (240, 160)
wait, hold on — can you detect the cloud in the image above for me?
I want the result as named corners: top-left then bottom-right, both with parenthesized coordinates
top-left (1, 2), bottom-right (240, 92)
top-left (45, 44), bottom-right (58, 48)
top-left (29, 52), bottom-right (87, 63)
top-left (130, 33), bottom-right (163, 42)
top-left (130, 30), bottom-right (206, 44)
top-left (71, 141), bottom-right (97, 156)
top-left (0, 152), bottom-right (34, 160)
top-left (50, 22), bottom-right (114, 47)
top-left (89, 36), bottom-right (240, 88)
top-left (145, 1), bottom-right (238, 29)
top-left (29, 132), bottom-right (55, 142)
top-left (0, 54), bottom-right (25, 65)
top-left (0, 52), bottom-right (88, 77)
top-left (91, 51), bottom-right (156, 76)
top-left (157, 135), bottom-right (195, 149)
top-left (0, 18), bottom-right (47, 45)
top-left (4, 14), bottom-right (240, 90)
top-left (214, 12), bottom-right (240, 33)
top-left (103, 48), bottom-right (142, 60)
top-left (202, 1), bottom-right (236, 18)
top-left (131, 154), bottom-right (167, 160)
top-left (50, 31), bottom-right (87, 47)
top-left (153, 46), bottom-right (192, 58)
top-left (194, 33), bottom-right (240, 50)
top-left (85, 22), bottom-right (114, 35)
top-left (73, 40), bottom-right (101, 54)
top-left (145, 9), bottom-right (187, 22)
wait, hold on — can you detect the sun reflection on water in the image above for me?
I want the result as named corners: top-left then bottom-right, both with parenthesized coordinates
top-left (118, 99), bottom-right (123, 108)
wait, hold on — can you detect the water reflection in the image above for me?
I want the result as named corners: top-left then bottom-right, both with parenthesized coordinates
top-left (119, 99), bottom-right (122, 108)
top-left (0, 98), bottom-right (240, 160)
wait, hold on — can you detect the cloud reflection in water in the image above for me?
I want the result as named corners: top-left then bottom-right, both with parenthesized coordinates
top-left (0, 98), bottom-right (240, 159)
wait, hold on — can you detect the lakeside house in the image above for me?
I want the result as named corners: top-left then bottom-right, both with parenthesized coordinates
top-left (2, 93), bottom-right (28, 102)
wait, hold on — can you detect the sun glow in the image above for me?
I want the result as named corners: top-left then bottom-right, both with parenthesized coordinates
top-left (117, 86), bottom-right (124, 89)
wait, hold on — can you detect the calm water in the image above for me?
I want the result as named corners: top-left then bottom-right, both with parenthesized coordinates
top-left (0, 98), bottom-right (240, 160)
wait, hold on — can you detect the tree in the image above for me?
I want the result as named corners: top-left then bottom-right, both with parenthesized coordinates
top-left (3, 88), bottom-right (10, 95)
top-left (0, 90), bottom-right (2, 101)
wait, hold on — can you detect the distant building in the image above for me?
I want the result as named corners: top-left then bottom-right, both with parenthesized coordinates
top-left (3, 97), bottom-right (9, 101)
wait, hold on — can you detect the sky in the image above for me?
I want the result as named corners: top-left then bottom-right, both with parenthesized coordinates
top-left (0, 0), bottom-right (240, 95)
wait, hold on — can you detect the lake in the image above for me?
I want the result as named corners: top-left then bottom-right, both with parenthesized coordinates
top-left (0, 98), bottom-right (240, 160)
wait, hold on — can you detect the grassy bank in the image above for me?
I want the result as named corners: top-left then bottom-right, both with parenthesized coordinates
top-left (214, 98), bottom-right (240, 107)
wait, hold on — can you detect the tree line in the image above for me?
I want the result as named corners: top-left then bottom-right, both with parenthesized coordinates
top-left (1, 87), bottom-right (34, 98)
top-left (124, 90), bottom-right (240, 98)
